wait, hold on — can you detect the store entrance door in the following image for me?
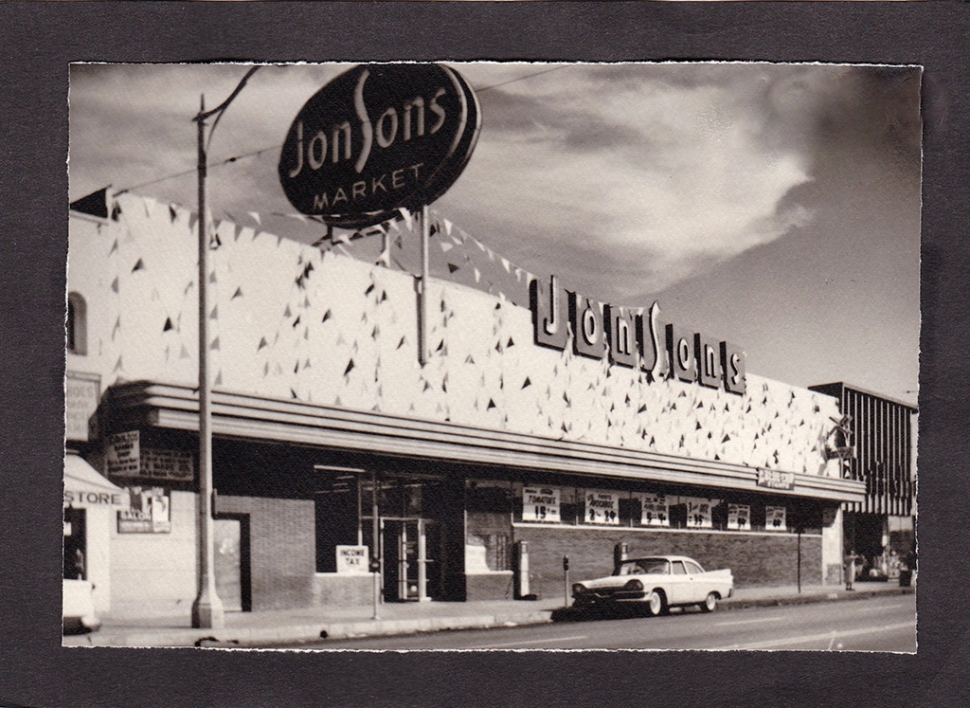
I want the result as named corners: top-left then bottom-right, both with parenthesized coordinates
top-left (382, 518), bottom-right (440, 602)
top-left (64, 507), bottom-right (87, 580)
top-left (214, 515), bottom-right (250, 612)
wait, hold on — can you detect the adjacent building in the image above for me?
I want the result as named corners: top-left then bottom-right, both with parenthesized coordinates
top-left (809, 383), bottom-right (918, 580)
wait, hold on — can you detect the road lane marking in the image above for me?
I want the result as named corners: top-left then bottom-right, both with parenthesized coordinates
top-left (470, 635), bottom-right (589, 649)
top-left (713, 621), bottom-right (916, 650)
top-left (852, 603), bottom-right (911, 614)
top-left (715, 617), bottom-right (786, 627)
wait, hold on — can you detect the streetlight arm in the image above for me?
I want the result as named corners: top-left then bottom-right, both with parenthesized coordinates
top-left (197, 66), bottom-right (261, 153)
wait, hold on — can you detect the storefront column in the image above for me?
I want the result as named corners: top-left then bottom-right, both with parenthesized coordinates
top-left (418, 518), bottom-right (429, 602)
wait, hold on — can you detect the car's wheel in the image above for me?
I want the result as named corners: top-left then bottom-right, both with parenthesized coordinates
top-left (701, 592), bottom-right (718, 613)
top-left (646, 590), bottom-right (667, 617)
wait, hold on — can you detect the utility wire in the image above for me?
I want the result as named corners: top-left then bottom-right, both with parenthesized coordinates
top-left (112, 64), bottom-right (568, 197)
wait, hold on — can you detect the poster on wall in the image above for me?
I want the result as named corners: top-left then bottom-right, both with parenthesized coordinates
top-left (106, 430), bottom-right (140, 477)
top-left (65, 371), bottom-right (99, 442)
top-left (585, 491), bottom-right (620, 525)
top-left (685, 497), bottom-right (714, 529)
top-left (727, 503), bottom-right (751, 530)
top-left (522, 486), bottom-right (560, 523)
top-left (639, 493), bottom-right (669, 527)
top-left (117, 486), bottom-right (171, 533)
top-left (765, 505), bottom-right (787, 531)
top-left (140, 448), bottom-right (195, 481)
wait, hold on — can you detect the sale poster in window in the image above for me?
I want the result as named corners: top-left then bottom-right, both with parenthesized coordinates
top-left (686, 497), bottom-right (714, 529)
top-left (728, 504), bottom-right (751, 530)
top-left (639, 493), bottom-right (669, 527)
top-left (522, 486), bottom-right (560, 523)
top-left (766, 506), bottom-right (788, 531)
top-left (585, 491), bottom-right (620, 525)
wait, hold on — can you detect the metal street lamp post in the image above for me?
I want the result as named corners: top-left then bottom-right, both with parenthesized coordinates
top-left (191, 68), bottom-right (259, 629)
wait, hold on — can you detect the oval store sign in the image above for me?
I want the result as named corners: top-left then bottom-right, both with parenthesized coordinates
top-left (278, 63), bottom-right (481, 229)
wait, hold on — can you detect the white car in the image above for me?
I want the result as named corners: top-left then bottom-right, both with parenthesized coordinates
top-left (572, 555), bottom-right (734, 615)
top-left (63, 579), bottom-right (101, 634)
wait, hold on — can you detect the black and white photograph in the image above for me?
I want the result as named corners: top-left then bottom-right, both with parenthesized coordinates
top-left (62, 60), bottom-right (920, 652)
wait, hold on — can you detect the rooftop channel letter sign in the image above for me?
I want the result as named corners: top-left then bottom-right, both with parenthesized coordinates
top-left (278, 63), bottom-right (481, 229)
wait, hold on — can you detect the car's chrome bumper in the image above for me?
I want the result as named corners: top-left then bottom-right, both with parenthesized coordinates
top-left (574, 589), bottom-right (646, 603)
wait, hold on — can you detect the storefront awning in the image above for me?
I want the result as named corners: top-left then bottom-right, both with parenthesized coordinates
top-left (101, 381), bottom-right (867, 504)
top-left (64, 453), bottom-right (128, 508)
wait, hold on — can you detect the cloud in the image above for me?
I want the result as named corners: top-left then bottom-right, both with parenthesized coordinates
top-left (442, 63), bottom-right (818, 299)
top-left (69, 62), bottom-right (920, 306)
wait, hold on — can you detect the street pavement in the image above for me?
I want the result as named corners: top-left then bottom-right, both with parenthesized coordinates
top-left (313, 593), bottom-right (917, 651)
top-left (62, 580), bottom-right (914, 649)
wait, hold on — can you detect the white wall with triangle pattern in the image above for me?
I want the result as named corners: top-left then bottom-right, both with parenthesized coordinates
top-left (67, 193), bottom-right (842, 478)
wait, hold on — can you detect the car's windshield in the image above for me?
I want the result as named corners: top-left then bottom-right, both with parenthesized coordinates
top-left (615, 559), bottom-right (669, 576)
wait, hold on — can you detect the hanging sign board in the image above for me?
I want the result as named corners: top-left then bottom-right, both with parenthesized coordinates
top-left (522, 486), bottom-right (560, 523)
top-left (757, 469), bottom-right (795, 490)
top-left (585, 491), bottom-right (620, 525)
top-left (278, 63), bottom-right (481, 229)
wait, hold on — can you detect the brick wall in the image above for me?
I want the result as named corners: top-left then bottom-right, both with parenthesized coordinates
top-left (513, 524), bottom-right (822, 593)
top-left (216, 495), bottom-right (315, 611)
top-left (313, 574), bottom-right (373, 606)
top-left (466, 573), bottom-right (515, 601)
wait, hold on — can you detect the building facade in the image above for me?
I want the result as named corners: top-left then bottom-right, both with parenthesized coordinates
top-left (66, 190), bottom-right (869, 620)
top-left (809, 383), bottom-right (918, 581)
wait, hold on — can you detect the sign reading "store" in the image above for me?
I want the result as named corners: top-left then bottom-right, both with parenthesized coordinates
top-left (278, 63), bottom-right (481, 229)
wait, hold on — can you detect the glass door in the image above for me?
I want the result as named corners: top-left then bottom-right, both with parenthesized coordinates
top-left (383, 518), bottom-right (438, 601)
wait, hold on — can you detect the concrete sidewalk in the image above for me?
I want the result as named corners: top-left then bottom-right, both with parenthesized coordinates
top-left (63, 581), bottom-right (914, 649)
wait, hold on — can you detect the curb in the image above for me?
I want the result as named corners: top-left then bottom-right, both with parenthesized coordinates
top-left (66, 587), bottom-right (912, 648)
top-left (552, 586), bottom-right (914, 622)
top-left (720, 586), bottom-right (914, 612)
top-left (65, 611), bottom-right (558, 649)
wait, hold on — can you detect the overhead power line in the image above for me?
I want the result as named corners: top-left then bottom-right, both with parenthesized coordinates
top-left (113, 64), bottom-right (568, 196)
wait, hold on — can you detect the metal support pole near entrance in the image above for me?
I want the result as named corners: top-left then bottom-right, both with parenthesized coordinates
top-left (371, 471), bottom-right (380, 620)
top-left (417, 205), bottom-right (430, 366)
top-left (191, 94), bottom-right (224, 630)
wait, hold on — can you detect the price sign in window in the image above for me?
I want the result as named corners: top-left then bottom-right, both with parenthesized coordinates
top-left (522, 486), bottom-right (561, 523)
top-left (639, 493), bottom-right (669, 527)
top-left (585, 491), bottom-right (620, 525)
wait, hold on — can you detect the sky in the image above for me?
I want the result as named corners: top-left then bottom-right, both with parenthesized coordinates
top-left (69, 62), bottom-right (921, 406)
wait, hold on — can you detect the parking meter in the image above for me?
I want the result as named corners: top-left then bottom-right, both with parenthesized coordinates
top-left (563, 555), bottom-right (570, 607)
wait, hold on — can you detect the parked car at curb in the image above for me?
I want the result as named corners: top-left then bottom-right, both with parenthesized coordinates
top-left (572, 555), bottom-right (734, 616)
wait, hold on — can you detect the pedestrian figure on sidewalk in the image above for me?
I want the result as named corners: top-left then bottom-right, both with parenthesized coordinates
top-left (844, 551), bottom-right (864, 591)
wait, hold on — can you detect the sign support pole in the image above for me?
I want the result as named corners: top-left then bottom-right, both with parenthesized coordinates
top-left (418, 205), bottom-right (431, 366)
top-left (191, 94), bottom-right (225, 630)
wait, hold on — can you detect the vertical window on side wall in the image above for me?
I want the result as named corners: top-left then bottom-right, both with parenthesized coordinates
top-left (67, 292), bottom-right (87, 355)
